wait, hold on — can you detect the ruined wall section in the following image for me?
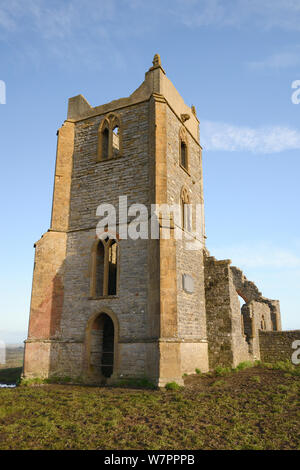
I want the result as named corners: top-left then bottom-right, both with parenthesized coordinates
top-left (204, 256), bottom-right (252, 369)
top-left (205, 260), bottom-right (283, 369)
top-left (204, 256), bottom-right (234, 369)
top-left (231, 266), bottom-right (281, 332)
top-left (241, 301), bottom-right (272, 360)
top-left (259, 330), bottom-right (300, 363)
top-left (228, 268), bottom-right (251, 367)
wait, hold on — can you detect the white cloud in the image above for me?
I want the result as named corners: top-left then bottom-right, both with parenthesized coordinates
top-left (173, 0), bottom-right (300, 31)
top-left (201, 120), bottom-right (300, 154)
top-left (0, 1), bottom-right (129, 69)
top-left (2, 0), bottom-right (300, 39)
top-left (211, 243), bottom-right (300, 269)
top-left (247, 49), bottom-right (300, 69)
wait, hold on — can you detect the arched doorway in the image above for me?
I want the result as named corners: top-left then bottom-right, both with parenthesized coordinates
top-left (90, 313), bottom-right (115, 379)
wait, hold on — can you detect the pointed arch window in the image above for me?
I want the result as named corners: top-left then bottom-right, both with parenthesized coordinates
top-left (91, 238), bottom-right (119, 298)
top-left (179, 127), bottom-right (189, 172)
top-left (180, 187), bottom-right (192, 231)
top-left (97, 114), bottom-right (122, 162)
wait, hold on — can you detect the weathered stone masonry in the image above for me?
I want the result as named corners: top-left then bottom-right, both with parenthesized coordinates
top-left (259, 331), bottom-right (300, 363)
top-left (24, 55), bottom-right (298, 386)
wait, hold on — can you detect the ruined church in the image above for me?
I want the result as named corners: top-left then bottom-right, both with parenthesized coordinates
top-left (24, 55), bottom-right (285, 386)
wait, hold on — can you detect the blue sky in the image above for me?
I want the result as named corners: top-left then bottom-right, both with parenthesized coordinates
top-left (0, 0), bottom-right (299, 343)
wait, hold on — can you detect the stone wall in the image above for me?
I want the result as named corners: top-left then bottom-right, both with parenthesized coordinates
top-left (59, 99), bottom-right (152, 381)
top-left (242, 300), bottom-right (274, 360)
top-left (259, 330), bottom-right (300, 363)
top-left (231, 266), bottom-right (281, 331)
top-left (204, 255), bottom-right (283, 369)
top-left (204, 256), bottom-right (235, 369)
top-left (165, 100), bottom-right (208, 374)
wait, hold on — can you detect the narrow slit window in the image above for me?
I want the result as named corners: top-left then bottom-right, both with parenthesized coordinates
top-left (180, 140), bottom-right (187, 170)
top-left (112, 125), bottom-right (120, 158)
top-left (102, 127), bottom-right (109, 160)
top-left (108, 241), bottom-right (118, 296)
top-left (96, 241), bottom-right (105, 297)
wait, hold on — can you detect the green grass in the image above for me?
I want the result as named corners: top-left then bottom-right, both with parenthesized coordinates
top-left (165, 382), bottom-right (182, 391)
top-left (215, 366), bottom-right (232, 376)
top-left (235, 361), bottom-right (255, 371)
top-left (0, 366), bottom-right (299, 450)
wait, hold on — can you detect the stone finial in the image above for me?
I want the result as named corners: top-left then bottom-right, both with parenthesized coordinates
top-left (153, 54), bottom-right (161, 67)
top-left (148, 53), bottom-right (165, 74)
top-left (191, 105), bottom-right (197, 117)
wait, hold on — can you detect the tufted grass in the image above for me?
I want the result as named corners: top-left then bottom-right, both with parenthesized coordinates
top-left (0, 365), bottom-right (299, 450)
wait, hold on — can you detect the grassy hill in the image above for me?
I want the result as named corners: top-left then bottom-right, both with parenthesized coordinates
top-left (0, 365), bottom-right (299, 450)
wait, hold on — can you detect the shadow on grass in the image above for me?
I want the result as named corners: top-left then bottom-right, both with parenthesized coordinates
top-left (0, 367), bottom-right (22, 385)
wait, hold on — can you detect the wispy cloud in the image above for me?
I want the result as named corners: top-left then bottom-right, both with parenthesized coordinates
top-left (247, 49), bottom-right (300, 70)
top-left (211, 243), bottom-right (300, 269)
top-left (0, 1), bottom-right (130, 69)
top-left (201, 121), bottom-right (300, 154)
top-left (1, 0), bottom-right (300, 71)
top-left (173, 0), bottom-right (300, 31)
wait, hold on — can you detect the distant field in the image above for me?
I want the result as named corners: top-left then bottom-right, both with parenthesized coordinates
top-left (0, 347), bottom-right (24, 370)
top-left (0, 347), bottom-right (23, 385)
top-left (0, 366), bottom-right (299, 450)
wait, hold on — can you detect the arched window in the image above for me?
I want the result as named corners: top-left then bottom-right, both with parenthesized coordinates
top-left (97, 114), bottom-right (122, 161)
top-left (180, 187), bottom-right (191, 231)
top-left (91, 238), bottom-right (119, 298)
top-left (179, 127), bottom-right (189, 172)
top-left (261, 315), bottom-right (266, 330)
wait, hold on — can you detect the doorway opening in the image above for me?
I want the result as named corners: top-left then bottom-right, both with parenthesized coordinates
top-left (90, 313), bottom-right (114, 378)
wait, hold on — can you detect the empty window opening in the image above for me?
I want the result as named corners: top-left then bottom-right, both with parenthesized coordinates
top-left (180, 140), bottom-right (187, 169)
top-left (108, 240), bottom-right (118, 296)
top-left (90, 314), bottom-right (114, 379)
top-left (238, 294), bottom-right (247, 336)
top-left (102, 127), bottom-right (109, 160)
top-left (96, 241), bottom-right (105, 297)
top-left (92, 238), bottom-right (118, 298)
top-left (98, 115), bottom-right (122, 162)
top-left (112, 125), bottom-right (120, 157)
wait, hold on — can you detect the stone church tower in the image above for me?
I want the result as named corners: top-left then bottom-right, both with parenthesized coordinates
top-left (24, 55), bottom-right (283, 386)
